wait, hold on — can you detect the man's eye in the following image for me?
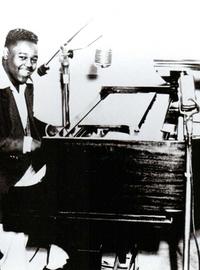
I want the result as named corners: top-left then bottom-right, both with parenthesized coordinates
top-left (31, 58), bottom-right (38, 64)
top-left (19, 56), bottom-right (27, 60)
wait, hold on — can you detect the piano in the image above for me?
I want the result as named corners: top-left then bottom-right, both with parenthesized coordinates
top-left (3, 65), bottom-right (200, 270)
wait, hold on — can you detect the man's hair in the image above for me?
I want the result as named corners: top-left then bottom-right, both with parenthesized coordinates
top-left (4, 28), bottom-right (38, 47)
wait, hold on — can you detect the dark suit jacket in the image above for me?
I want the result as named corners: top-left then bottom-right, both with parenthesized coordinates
top-left (0, 84), bottom-right (46, 193)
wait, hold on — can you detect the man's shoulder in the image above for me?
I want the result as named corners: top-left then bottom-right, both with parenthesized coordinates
top-left (0, 87), bottom-right (11, 101)
top-left (0, 87), bottom-right (11, 100)
top-left (0, 64), bottom-right (10, 88)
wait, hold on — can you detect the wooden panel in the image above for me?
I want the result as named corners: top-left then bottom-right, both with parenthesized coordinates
top-left (42, 138), bottom-right (186, 215)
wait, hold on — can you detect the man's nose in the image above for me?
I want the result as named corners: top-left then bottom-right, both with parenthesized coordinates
top-left (25, 58), bottom-right (32, 67)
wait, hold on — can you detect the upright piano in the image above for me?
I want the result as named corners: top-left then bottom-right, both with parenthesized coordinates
top-left (3, 68), bottom-right (200, 270)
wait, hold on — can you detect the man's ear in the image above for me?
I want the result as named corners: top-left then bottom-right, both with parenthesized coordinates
top-left (3, 47), bottom-right (9, 60)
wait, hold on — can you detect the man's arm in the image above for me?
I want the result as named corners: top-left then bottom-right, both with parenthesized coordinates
top-left (33, 117), bottom-right (47, 137)
top-left (0, 137), bottom-right (41, 154)
top-left (0, 137), bottom-right (23, 153)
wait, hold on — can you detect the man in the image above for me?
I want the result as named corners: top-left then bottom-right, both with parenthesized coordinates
top-left (0, 28), bottom-right (68, 270)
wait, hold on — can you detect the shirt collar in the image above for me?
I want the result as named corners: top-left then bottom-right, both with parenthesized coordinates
top-left (0, 61), bottom-right (33, 92)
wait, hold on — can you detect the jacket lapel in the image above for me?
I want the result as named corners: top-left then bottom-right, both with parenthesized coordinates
top-left (25, 84), bottom-right (41, 141)
top-left (0, 88), bottom-right (24, 138)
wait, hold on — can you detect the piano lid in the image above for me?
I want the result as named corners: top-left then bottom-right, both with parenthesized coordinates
top-left (154, 59), bottom-right (200, 84)
top-left (79, 93), bottom-right (156, 134)
top-left (77, 91), bottom-right (172, 141)
top-left (154, 59), bottom-right (200, 71)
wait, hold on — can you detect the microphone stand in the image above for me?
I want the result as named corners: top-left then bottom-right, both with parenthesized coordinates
top-left (183, 112), bottom-right (194, 270)
top-left (37, 20), bottom-right (92, 76)
top-left (179, 73), bottom-right (199, 270)
top-left (44, 35), bottom-right (102, 137)
top-left (59, 48), bottom-right (73, 136)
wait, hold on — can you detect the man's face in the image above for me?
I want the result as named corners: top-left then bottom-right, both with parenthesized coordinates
top-left (5, 40), bottom-right (38, 84)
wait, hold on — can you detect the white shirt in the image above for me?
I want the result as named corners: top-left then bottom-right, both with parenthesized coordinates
top-left (12, 84), bottom-right (28, 130)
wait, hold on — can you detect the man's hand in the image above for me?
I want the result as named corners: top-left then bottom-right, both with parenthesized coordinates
top-left (31, 139), bottom-right (41, 152)
top-left (23, 137), bottom-right (41, 153)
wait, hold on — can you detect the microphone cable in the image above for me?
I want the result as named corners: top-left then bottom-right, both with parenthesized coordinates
top-left (191, 166), bottom-right (200, 270)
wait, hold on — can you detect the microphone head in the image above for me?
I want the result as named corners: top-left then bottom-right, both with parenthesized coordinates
top-left (179, 73), bottom-right (196, 112)
top-left (37, 64), bottom-right (50, 76)
top-left (94, 49), bottom-right (112, 68)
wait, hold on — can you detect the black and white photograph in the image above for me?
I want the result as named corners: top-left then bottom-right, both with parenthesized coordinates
top-left (0, 0), bottom-right (200, 269)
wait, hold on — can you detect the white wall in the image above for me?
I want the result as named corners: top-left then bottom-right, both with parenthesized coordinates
top-left (1, 0), bottom-right (200, 124)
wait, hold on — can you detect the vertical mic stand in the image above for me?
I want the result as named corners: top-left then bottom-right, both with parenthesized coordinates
top-left (178, 72), bottom-right (199, 270)
top-left (59, 48), bottom-right (73, 136)
top-left (183, 112), bottom-right (193, 270)
top-left (181, 104), bottom-right (199, 270)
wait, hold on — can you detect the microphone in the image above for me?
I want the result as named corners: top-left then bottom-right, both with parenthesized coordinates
top-left (179, 72), bottom-right (199, 142)
top-left (94, 48), bottom-right (112, 68)
top-left (37, 64), bottom-right (50, 76)
top-left (179, 73), bottom-right (197, 112)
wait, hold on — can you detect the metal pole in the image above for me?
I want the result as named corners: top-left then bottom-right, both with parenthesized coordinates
top-left (61, 64), bottom-right (70, 128)
top-left (183, 116), bottom-right (193, 270)
top-left (60, 48), bottom-right (71, 131)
